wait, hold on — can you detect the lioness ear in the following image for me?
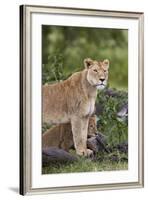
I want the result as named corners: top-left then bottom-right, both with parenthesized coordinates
top-left (103, 59), bottom-right (109, 69)
top-left (84, 58), bottom-right (93, 69)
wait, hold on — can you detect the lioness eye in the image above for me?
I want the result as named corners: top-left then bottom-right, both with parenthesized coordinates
top-left (93, 69), bottom-right (97, 72)
top-left (104, 70), bottom-right (107, 72)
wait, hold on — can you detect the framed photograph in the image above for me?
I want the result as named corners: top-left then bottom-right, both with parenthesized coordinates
top-left (20, 5), bottom-right (144, 195)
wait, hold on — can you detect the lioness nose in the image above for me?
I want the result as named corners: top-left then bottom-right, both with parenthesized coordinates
top-left (100, 78), bottom-right (105, 82)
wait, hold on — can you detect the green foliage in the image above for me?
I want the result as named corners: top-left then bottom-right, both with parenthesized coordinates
top-left (42, 54), bottom-right (66, 84)
top-left (97, 89), bottom-right (128, 146)
top-left (42, 26), bottom-right (128, 89)
top-left (42, 123), bottom-right (51, 134)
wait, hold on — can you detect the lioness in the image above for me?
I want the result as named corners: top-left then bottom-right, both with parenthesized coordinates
top-left (43, 58), bottom-right (109, 156)
top-left (42, 116), bottom-right (97, 151)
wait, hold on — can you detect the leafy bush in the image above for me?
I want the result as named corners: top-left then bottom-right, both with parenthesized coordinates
top-left (96, 89), bottom-right (128, 147)
top-left (42, 54), bottom-right (65, 84)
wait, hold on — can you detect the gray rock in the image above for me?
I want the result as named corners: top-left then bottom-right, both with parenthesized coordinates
top-left (87, 133), bottom-right (109, 153)
top-left (117, 104), bottom-right (128, 123)
top-left (42, 147), bottom-right (77, 166)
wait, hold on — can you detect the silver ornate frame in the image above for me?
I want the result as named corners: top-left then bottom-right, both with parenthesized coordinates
top-left (20, 5), bottom-right (144, 195)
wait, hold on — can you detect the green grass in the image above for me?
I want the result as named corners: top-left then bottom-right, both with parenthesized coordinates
top-left (42, 158), bottom-right (128, 174)
top-left (42, 150), bottom-right (128, 174)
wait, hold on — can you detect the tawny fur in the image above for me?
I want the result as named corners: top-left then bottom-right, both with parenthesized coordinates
top-left (42, 58), bottom-right (109, 156)
top-left (42, 116), bottom-right (98, 151)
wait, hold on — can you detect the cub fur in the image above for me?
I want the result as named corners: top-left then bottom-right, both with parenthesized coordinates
top-left (42, 116), bottom-right (97, 151)
top-left (43, 58), bottom-right (109, 156)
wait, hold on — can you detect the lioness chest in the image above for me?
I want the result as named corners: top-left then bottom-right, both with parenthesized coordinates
top-left (83, 98), bottom-right (95, 116)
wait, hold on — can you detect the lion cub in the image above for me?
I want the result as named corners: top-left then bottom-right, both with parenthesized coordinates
top-left (42, 116), bottom-right (97, 152)
top-left (43, 58), bottom-right (109, 156)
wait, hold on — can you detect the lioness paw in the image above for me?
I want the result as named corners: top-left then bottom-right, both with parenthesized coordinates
top-left (86, 149), bottom-right (94, 157)
top-left (76, 148), bottom-right (94, 157)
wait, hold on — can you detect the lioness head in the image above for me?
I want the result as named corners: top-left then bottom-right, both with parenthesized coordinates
top-left (84, 58), bottom-right (109, 90)
top-left (88, 115), bottom-right (98, 138)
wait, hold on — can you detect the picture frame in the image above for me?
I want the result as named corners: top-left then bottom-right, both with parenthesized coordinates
top-left (20, 5), bottom-right (144, 195)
